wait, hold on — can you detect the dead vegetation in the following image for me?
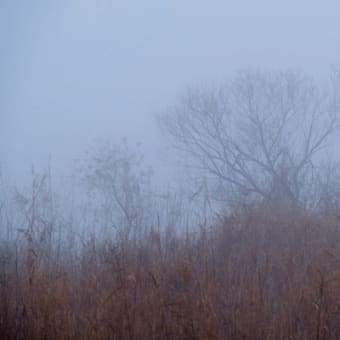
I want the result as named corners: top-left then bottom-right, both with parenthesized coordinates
top-left (1, 203), bottom-right (340, 339)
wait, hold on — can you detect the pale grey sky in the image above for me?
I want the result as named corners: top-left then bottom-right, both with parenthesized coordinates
top-left (1, 0), bottom-right (339, 184)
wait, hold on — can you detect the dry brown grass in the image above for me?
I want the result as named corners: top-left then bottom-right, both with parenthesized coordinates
top-left (1, 204), bottom-right (340, 339)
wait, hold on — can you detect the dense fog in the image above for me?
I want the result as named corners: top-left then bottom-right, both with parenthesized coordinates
top-left (2, 1), bottom-right (340, 186)
top-left (1, 2), bottom-right (340, 339)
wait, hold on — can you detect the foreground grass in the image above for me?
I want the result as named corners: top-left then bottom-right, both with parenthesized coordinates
top-left (1, 205), bottom-right (340, 339)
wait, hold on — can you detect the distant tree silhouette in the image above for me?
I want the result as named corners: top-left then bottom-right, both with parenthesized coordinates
top-left (161, 70), bottom-right (340, 208)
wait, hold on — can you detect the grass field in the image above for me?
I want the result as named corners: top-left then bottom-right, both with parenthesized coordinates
top-left (1, 204), bottom-right (340, 339)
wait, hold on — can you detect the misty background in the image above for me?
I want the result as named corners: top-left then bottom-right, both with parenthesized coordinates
top-left (2, 4), bottom-right (340, 337)
top-left (1, 0), bottom-right (340, 187)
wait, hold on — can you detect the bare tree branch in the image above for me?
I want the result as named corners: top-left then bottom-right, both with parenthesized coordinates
top-left (160, 70), bottom-right (340, 208)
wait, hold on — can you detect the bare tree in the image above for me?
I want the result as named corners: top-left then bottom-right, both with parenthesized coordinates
top-left (160, 70), bottom-right (340, 208)
top-left (81, 140), bottom-right (154, 241)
